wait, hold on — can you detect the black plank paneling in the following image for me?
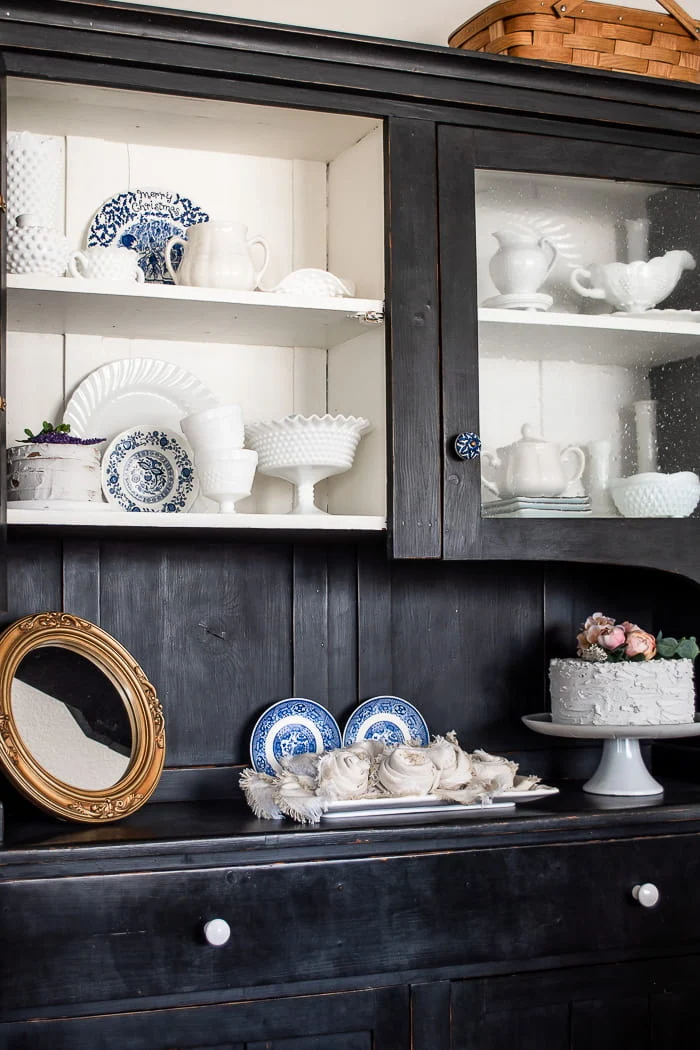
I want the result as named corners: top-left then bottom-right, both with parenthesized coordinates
top-left (98, 538), bottom-right (293, 766)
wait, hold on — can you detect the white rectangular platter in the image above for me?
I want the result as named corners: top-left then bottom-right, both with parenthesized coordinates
top-left (321, 785), bottom-right (559, 820)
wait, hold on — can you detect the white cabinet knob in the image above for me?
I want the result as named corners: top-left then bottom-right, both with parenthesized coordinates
top-left (203, 918), bottom-right (231, 946)
top-left (632, 883), bottom-right (660, 908)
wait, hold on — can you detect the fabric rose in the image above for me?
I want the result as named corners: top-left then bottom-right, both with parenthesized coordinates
top-left (469, 749), bottom-right (518, 792)
top-left (274, 771), bottom-right (326, 824)
top-left (426, 731), bottom-right (473, 790)
top-left (376, 745), bottom-right (440, 796)
top-left (625, 629), bottom-right (657, 660)
top-left (317, 749), bottom-right (371, 800)
top-left (347, 739), bottom-right (385, 761)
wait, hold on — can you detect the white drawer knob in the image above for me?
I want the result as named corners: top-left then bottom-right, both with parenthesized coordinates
top-left (632, 883), bottom-right (660, 908)
top-left (203, 918), bottom-right (231, 946)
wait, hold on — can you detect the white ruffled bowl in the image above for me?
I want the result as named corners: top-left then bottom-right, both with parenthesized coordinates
top-left (245, 414), bottom-right (370, 514)
top-left (610, 471), bottom-right (700, 518)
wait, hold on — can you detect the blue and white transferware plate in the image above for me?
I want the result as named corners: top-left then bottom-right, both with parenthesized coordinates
top-left (88, 189), bottom-right (209, 283)
top-left (342, 696), bottom-right (430, 747)
top-left (101, 425), bottom-right (198, 512)
top-left (250, 698), bottom-right (342, 776)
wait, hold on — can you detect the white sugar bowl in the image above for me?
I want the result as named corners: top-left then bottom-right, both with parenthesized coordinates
top-left (273, 268), bottom-right (355, 297)
top-left (7, 213), bottom-right (72, 277)
top-left (68, 245), bottom-right (145, 283)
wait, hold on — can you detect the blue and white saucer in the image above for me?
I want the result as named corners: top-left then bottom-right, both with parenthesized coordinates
top-left (101, 425), bottom-right (198, 512)
top-left (342, 696), bottom-right (430, 747)
top-left (250, 698), bottom-right (341, 776)
top-left (88, 189), bottom-right (209, 283)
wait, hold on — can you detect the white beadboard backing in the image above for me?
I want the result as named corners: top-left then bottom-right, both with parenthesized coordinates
top-left (479, 357), bottom-right (650, 487)
top-left (7, 79), bottom-right (381, 163)
top-left (328, 126), bottom-right (385, 300)
top-left (326, 328), bottom-right (387, 516)
top-left (6, 332), bottom-right (65, 448)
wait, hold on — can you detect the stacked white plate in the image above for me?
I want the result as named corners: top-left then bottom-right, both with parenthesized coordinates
top-left (482, 496), bottom-right (592, 519)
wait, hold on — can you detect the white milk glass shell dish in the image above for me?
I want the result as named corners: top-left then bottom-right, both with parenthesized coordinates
top-left (570, 250), bottom-right (696, 313)
top-left (610, 471), bottom-right (700, 518)
top-left (272, 268), bottom-right (355, 297)
top-left (7, 214), bottom-right (72, 276)
top-left (245, 414), bottom-right (371, 515)
top-left (197, 448), bottom-right (258, 513)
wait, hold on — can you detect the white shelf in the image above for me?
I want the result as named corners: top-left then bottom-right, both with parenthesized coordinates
top-left (479, 308), bottom-right (700, 367)
top-left (7, 276), bottom-right (385, 349)
top-left (7, 507), bottom-right (386, 531)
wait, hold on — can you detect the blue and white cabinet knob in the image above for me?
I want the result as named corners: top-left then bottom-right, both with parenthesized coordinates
top-left (454, 433), bottom-right (482, 460)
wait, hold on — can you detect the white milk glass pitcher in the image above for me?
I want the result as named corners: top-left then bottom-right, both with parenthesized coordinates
top-left (482, 424), bottom-right (586, 499)
top-left (165, 220), bottom-right (269, 290)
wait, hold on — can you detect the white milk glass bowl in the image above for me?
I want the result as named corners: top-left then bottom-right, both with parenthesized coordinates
top-left (180, 404), bottom-right (244, 456)
top-left (610, 471), bottom-right (700, 518)
top-left (244, 414), bottom-right (371, 515)
top-left (197, 448), bottom-right (258, 513)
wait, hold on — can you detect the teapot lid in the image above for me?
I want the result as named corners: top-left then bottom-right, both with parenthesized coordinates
top-left (519, 423), bottom-right (546, 442)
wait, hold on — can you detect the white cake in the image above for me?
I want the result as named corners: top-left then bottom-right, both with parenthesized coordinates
top-left (7, 443), bottom-right (102, 503)
top-left (549, 657), bottom-right (696, 726)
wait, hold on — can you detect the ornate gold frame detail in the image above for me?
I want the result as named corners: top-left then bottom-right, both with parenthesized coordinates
top-left (0, 612), bottom-right (165, 823)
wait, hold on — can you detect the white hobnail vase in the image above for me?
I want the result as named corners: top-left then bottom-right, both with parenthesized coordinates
top-left (7, 214), bottom-right (72, 277)
top-left (6, 131), bottom-right (65, 229)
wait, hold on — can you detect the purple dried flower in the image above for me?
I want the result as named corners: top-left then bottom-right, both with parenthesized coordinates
top-left (20, 421), bottom-right (104, 445)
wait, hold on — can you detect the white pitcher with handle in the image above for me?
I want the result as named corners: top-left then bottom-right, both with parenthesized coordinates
top-left (165, 220), bottom-right (269, 290)
top-left (482, 424), bottom-right (586, 499)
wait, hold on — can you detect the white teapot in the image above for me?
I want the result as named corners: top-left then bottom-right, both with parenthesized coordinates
top-left (482, 424), bottom-right (586, 499)
top-left (165, 220), bottom-right (269, 291)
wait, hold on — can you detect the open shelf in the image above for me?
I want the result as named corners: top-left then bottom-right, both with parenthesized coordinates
top-left (7, 507), bottom-right (386, 531)
top-left (7, 276), bottom-right (384, 348)
top-left (479, 309), bottom-right (700, 367)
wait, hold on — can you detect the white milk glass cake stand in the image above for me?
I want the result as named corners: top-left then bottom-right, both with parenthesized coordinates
top-left (522, 713), bottom-right (700, 796)
top-left (245, 414), bottom-right (370, 514)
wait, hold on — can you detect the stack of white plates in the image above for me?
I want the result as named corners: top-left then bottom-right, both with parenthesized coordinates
top-left (482, 496), bottom-right (592, 519)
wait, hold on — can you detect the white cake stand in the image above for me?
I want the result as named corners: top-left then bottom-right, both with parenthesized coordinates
top-left (522, 713), bottom-right (700, 797)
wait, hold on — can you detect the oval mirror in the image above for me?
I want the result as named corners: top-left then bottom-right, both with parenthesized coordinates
top-left (0, 612), bottom-right (165, 822)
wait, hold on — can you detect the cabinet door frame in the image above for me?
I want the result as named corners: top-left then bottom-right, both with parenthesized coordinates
top-left (438, 123), bottom-right (700, 578)
top-left (0, 985), bottom-right (410, 1050)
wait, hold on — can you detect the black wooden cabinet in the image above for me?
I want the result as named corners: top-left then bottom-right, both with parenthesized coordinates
top-left (436, 122), bottom-right (700, 576)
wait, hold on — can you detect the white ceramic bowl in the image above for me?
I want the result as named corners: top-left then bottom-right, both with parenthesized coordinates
top-left (197, 448), bottom-right (258, 513)
top-left (610, 471), bottom-right (700, 518)
top-left (272, 268), bottom-right (355, 297)
top-left (180, 404), bottom-right (244, 454)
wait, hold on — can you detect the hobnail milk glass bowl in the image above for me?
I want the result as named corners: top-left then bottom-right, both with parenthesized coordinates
top-left (197, 448), bottom-right (258, 513)
top-left (610, 471), bottom-right (700, 518)
top-left (244, 413), bottom-right (371, 514)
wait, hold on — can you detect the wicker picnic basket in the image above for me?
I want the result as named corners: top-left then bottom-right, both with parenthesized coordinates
top-left (448, 0), bottom-right (700, 82)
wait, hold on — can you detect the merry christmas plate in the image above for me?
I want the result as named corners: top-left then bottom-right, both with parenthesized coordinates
top-left (101, 425), bottom-right (198, 512)
top-left (87, 188), bottom-right (210, 283)
top-left (250, 698), bottom-right (342, 776)
top-left (342, 696), bottom-right (430, 747)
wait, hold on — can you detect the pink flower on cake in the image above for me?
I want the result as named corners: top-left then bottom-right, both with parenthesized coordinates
top-left (577, 613), bottom-right (625, 654)
top-left (625, 629), bottom-right (657, 660)
top-left (600, 626), bottom-right (626, 650)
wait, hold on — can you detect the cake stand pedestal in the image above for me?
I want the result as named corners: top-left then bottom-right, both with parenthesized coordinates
top-left (522, 714), bottom-right (700, 797)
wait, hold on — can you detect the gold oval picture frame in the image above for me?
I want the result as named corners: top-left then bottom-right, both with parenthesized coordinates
top-left (0, 612), bottom-right (165, 822)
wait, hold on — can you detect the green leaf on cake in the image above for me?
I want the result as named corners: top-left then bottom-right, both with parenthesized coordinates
top-left (677, 637), bottom-right (699, 660)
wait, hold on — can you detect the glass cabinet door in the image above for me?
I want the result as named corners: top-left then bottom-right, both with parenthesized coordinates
top-left (439, 124), bottom-right (700, 571)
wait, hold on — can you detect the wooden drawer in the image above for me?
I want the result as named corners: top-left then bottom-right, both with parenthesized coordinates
top-left (2, 833), bottom-right (700, 1012)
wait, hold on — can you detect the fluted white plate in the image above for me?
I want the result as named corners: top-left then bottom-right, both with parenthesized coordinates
top-left (64, 358), bottom-right (217, 443)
